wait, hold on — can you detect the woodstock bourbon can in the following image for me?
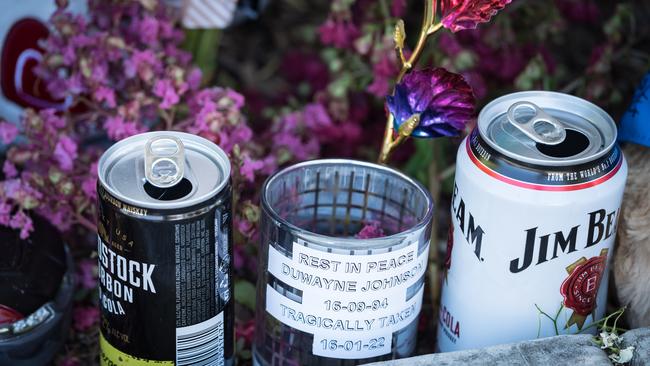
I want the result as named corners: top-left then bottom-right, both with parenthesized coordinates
top-left (437, 91), bottom-right (627, 352)
top-left (97, 132), bottom-right (234, 365)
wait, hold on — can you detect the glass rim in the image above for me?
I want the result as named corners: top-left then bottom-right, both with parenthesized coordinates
top-left (260, 158), bottom-right (434, 246)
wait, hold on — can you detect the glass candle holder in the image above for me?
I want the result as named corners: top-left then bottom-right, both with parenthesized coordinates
top-left (253, 159), bottom-right (433, 365)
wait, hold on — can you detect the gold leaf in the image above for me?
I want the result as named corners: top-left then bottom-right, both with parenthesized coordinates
top-left (398, 114), bottom-right (421, 137)
top-left (394, 19), bottom-right (406, 50)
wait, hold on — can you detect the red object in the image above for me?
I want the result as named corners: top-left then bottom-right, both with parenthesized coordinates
top-left (560, 255), bottom-right (607, 316)
top-left (0, 18), bottom-right (69, 110)
top-left (0, 304), bottom-right (23, 326)
top-left (440, 0), bottom-right (513, 32)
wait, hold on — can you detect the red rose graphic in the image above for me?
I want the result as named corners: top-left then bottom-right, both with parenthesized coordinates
top-left (560, 249), bottom-right (608, 329)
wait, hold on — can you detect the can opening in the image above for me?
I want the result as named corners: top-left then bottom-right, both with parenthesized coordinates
top-left (143, 178), bottom-right (193, 200)
top-left (536, 129), bottom-right (589, 158)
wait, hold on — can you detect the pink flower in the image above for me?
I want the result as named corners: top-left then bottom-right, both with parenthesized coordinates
top-left (368, 51), bottom-right (399, 97)
top-left (319, 19), bottom-right (360, 49)
top-left (440, 0), bottom-right (513, 32)
top-left (76, 259), bottom-right (97, 289)
top-left (93, 86), bottom-right (116, 108)
top-left (355, 220), bottom-right (385, 239)
top-left (367, 77), bottom-right (391, 98)
top-left (9, 211), bottom-right (33, 239)
top-left (54, 136), bottom-right (78, 171)
top-left (0, 202), bottom-right (11, 226)
top-left (0, 122), bottom-right (18, 144)
top-left (82, 177), bottom-right (97, 200)
top-left (438, 33), bottom-right (463, 56)
top-left (225, 89), bottom-right (245, 109)
top-left (41, 109), bottom-right (66, 129)
top-left (38, 207), bottom-right (72, 232)
top-left (72, 306), bottom-right (99, 331)
top-left (303, 103), bottom-right (332, 130)
top-left (240, 158), bottom-right (264, 182)
top-left (187, 68), bottom-right (203, 90)
top-left (153, 79), bottom-right (180, 109)
top-left (104, 115), bottom-right (143, 141)
top-left (3, 161), bottom-right (17, 178)
top-left (137, 16), bottom-right (159, 44)
top-left (124, 50), bottom-right (161, 81)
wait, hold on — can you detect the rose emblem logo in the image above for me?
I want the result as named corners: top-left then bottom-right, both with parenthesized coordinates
top-left (560, 248), bottom-right (608, 330)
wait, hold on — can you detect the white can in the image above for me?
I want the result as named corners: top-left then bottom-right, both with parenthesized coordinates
top-left (437, 91), bottom-right (627, 352)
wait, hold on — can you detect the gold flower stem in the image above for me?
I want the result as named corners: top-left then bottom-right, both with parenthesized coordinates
top-left (378, 0), bottom-right (441, 164)
top-left (379, 122), bottom-right (410, 163)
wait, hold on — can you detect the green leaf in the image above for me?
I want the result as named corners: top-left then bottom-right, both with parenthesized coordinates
top-left (403, 139), bottom-right (435, 187)
top-left (235, 280), bottom-right (256, 311)
top-left (327, 73), bottom-right (353, 98)
top-left (182, 29), bottom-right (221, 85)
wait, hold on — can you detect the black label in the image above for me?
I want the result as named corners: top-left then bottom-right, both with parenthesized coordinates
top-left (97, 184), bottom-right (234, 363)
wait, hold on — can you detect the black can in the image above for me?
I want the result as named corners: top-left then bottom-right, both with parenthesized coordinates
top-left (97, 132), bottom-right (234, 365)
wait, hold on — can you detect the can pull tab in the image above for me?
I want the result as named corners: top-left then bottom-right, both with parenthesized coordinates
top-left (506, 101), bottom-right (566, 145)
top-left (144, 135), bottom-right (184, 188)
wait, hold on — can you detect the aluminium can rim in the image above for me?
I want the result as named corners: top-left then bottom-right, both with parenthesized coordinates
top-left (478, 91), bottom-right (618, 167)
top-left (260, 159), bottom-right (434, 250)
top-left (98, 131), bottom-right (231, 210)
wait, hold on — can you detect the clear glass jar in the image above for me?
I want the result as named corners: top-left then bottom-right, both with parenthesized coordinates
top-left (254, 159), bottom-right (433, 365)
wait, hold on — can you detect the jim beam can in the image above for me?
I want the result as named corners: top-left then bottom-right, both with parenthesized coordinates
top-left (437, 91), bottom-right (627, 352)
top-left (97, 132), bottom-right (234, 365)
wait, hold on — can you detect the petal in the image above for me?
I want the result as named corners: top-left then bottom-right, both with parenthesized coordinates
top-left (386, 83), bottom-right (415, 127)
top-left (440, 0), bottom-right (512, 33)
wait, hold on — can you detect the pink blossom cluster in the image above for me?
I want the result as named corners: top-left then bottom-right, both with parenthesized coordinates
top-left (0, 0), bottom-right (269, 243)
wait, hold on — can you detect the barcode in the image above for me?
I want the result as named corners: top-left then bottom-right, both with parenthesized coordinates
top-left (177, 312), bottom-right (225, 366)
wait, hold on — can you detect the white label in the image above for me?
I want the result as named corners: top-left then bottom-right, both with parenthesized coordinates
top-left (437, 137), bottom-right (627, 352)
top-left (176, 311), bottom-right (224, 365)
top-left (266, 241), bottom-right (428, 359)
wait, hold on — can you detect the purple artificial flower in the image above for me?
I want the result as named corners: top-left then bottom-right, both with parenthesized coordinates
top-left (440, 0), bottom-right (513, 33)
top-left (386, 68), bottom-right (475, 138)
